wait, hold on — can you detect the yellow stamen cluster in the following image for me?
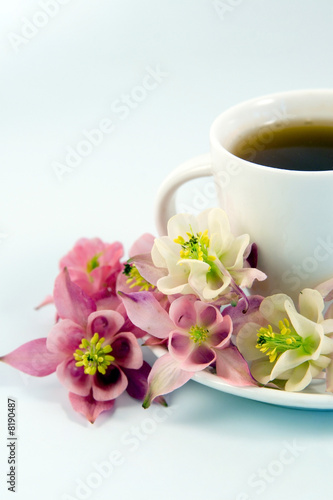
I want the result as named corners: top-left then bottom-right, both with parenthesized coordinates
top-left (189, 325), bottom-right (209, 345)
top-left (174, 229), bottom-right (216, 265)
top-left (123, 263), bottom-right (155, 291)
top-left (256, 318), bottom-right (303, 363)
top-left (73, 333), bottom-right (114, 375)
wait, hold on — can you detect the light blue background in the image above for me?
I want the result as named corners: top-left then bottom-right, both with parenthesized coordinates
top-left (0, 1), bottom-right (332, 499)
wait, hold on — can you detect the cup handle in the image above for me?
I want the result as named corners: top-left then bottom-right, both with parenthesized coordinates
top-left (154, 153), bottom-right (212, 235)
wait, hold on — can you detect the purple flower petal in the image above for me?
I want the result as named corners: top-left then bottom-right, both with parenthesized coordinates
top-left (34, 294), bottom-right (54, 310)
top-left (143, 353), bottom-right (194, 408)
top-left (53, 269), bottom-right (96, 326)
top-left (119, 291), bottom-right (174, 338)
top-left (87, 310), bottom-right (124, 341)
top-left (47, 319), bottom-right (85, 356)
top-left (316, 277), bottom-right (333, 302)
top-left (142, 336), bottom-right (168, 347)
top-left (245, 242), bottom-right (258, 268)
top-left (92, 364), bottom-right (128, 401)
top-left (129, 233), bottom-right (155, 256)
top-left (111, 332), bottom-right (143, 369)
top-left (169, 331), bottom-right (192, 361)
top-left (195, 301), bottom-right (219, 328)
top-left (184, 344), bottom-right (216, 371)
top-left (0, 338), bottom-right (62, 376)
top-left (129, 254), bottom-right (168, 287)
top-left (68, 390), bottom-right (115, 423)
top-left (56, 358), bottom-right (91, 396)
top-left (169, 296), bottom-right (197, 329)
top-left (222, 295), bottom-right (264, 336)
top-left (116, 302), bottom-right (147, 339)
top-left (215, 345), bottom-right (257, 386)
top-left (209, 315), bottom-right (233, 348)
top-left (122, 360), bottom-right (151, 400)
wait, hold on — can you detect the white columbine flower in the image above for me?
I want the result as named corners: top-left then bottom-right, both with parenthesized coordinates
top-left (151, 208), bottom-right (266, 302)
top-left (236, 288), bottom-right (333, 391)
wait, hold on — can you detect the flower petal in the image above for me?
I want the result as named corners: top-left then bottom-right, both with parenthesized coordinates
top-left (250, 358), bottom-right (274, 384)
top-left (230, 267), bottom-right (267, 288)
top-left (208, 315), bottom-right (233, 348)
top-left (122, 360), bottom-right (151, 400)
top-left (222, 295), bottom-right (265, 336)
top-left (194, 301), bottom-right (218, 328)
top-left (143, 336), bottom-right (168, 347)
top-left (270, 347), bottom-right (318, 381)
top-left (129, 254), bottom-right (167, 287)
top-left (169, 296), bottom-right (197, 329)
top-left (115, 302), bottom-right (147, 339)
top-left (169, 331), bottom-right (192, 361)
top-left (217, 233), bottom-right (249, 270)
top-left (284, 362), bottom-right (313, 392)
top-left (237, 322), bottom-right (266, 361)
top-left (129, 233), bottom-right (155, 256)
top-left (0, 338), bottom-right (62, 376)
top-left (185, 344), bottom-right (216, 371)
top-left (53, 269), bottom-right (96, 326)
top-left (111, 332), bottom-right (143, 369)
top-left (87, 265), bottom-right (117, 294)
top-left (47, 319), bottom-right (85, 356)
top-left (87, 310), bottom-right (124, 341)
top-left (326, 358), bottom-right (333, 392)
top-left (92, 365), bottom-right (128, 401)
top-left (215, 345), bottom-right (257, 386)
top-left (143, 353), bottom-right (194, 408)
top-left (187, 260), bottom-right (219, 300)
top-left (320, 334), bottom-right (333, 355)
top-left (56, 359), bottom-right (91, 396)
top-left (245, 242), bottom-right (258, 268)
top-left (322, 319), bottom-right (333, 335)
top-left (204, 208), bottom-right (232, 251)
top-left (68, 390), bottom-right (115, 423)
top-left (119, 291), bottom-right (174, 338)
top-left (59, 237), bottom-right (103, 268)
top-left (298, 288), bottom-right (324, 323)
top-left (285, 301), bottom-right (320, 344)
top-left (259, 293), bottom-right (293, 325)
top-left (325, 303), bottom-right (333, 321)
top-left (35, 294), bottom-right (54, 310)
top-left (167, 212), bottom-right (200, 241)
top-left (315, 277), bottom-right (333, 302)
top-left (156, 272), bottom-right (194, 296)
top-left (100, 241), bottom-right (124, 267)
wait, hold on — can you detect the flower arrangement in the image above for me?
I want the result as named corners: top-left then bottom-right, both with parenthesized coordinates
top-left (2, 207), bottom-right (333, 423)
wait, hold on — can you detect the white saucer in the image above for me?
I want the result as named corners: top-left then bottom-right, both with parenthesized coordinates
top-left (149, 345), bottom-right (333, 411)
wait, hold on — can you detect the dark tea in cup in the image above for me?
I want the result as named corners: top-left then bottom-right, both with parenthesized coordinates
top-left (231, 124), bottom-right (333, 172)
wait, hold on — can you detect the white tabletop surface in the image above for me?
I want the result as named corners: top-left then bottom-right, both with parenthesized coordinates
top-left (1, 1), bottom-right (333, 499)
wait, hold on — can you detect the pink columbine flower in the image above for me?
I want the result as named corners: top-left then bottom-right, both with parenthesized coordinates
top-left (36, 238), bottom-right (124, 312)
top-left (1, 270), bottom-right (145, 423)
top-left (59, 237), bottom-right (124, 306)
top-left (120, 291), bottom-right (256, 408)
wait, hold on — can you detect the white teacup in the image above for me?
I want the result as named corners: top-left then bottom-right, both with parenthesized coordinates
top-left (154, 89), bottom-right (333, 300)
